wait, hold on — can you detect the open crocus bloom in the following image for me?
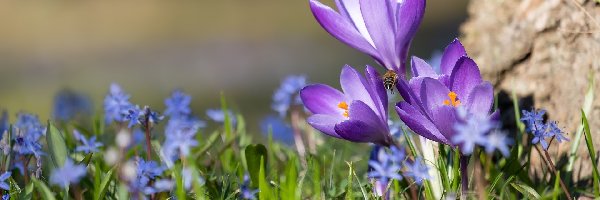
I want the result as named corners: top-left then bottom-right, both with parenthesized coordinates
top-left (300, 65), bottom-right (393, 146)
top-left (309, 0), bottom-right (425, 76)
top-left (395, 39), bottom-right (498, 146)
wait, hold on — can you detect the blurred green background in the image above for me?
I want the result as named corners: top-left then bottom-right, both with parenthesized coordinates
top-left (0, 0), bottom-right (468, 131)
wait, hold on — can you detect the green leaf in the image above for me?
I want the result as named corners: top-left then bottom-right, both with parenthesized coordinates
top-left (582, 110), bottom-right (600, 196)
top-left (511, 182), bottom-right (541, 199)
top-left (173, 164), bottom-right (187, 200)
top-left (32, 178), bottom-right (57, 200)
top-left (220, 93), bottom-right (232, 141)
top-left (258, 157), bottom-right (272, 200)
top-left (344, 162), bottom-right (353, 200)
top-left (93, 168), bottom-right (114, 200)
top-left (46, 122), bottom-right (68, 168)
top-left (282, 155), bottom-right (298, 200)
top-left (244, 144), bottom-right (268, 188)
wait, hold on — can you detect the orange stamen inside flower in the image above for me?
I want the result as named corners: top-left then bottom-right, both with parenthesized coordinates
top-left (443, 91), bottom-right (461, 107)
top-left (337, 101), bottom-right (349, 117)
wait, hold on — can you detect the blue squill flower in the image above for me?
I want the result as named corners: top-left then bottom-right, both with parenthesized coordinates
top-left (162, 116), bottom-right (203, 166)
top-left (272, 75), bottom-right (307, 117)
top-left (521, 108), bottom-right (568, 150)
top-left (547, 121), bottom-right (569, 143)
top-left (309, 0), bottom-right (425, 75)
top-left (404, 157), bottom-right (430, 185)
top-left (240, 175), bottom-right (258, 200)
top-left (164, 90), bottom-right (192, 118)
top-left (104, 83), bottom-right (133, 123)
top-left (137, 159), bottom-right (164, 178)
top-left (13, 113), bottom-right (45, 156)
top-left (0, 172), bottom-right (11, 190)
top-left (260, 115), bottom-right (295, 145)
top-left (483, 130), bottom-right (512, 157)
top-left (50, 159), bottom-right (87, 188)
top-left (52, 89), bottom-right (92, 121)
top-left (73, 130), bottom-right (103, 154)
top-left (125, 106), bottom-right (144, 128)
top-left (206, 109), bottom-right (236, 126)
top-left (300, 66), bottom-right (393, 146)
top-left (452, 110), bottom-right (495, 155)
top-left (368, 146), bottom-right (403, 184)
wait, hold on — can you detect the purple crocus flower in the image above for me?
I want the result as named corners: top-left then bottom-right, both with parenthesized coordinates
top-left (395, 39), bottom-right (498, 149)
top-left (300, 65), bottom-right (393, 146)
top-left (309, 0), bottom-right (425, 75)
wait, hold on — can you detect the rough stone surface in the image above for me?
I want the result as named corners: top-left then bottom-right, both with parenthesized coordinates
top-left (461, 0), bottom-right (600, 180)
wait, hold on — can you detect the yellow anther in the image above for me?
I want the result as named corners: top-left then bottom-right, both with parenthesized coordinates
top-left (442, 91), bottom-right (461, 107)
top-left (338, 101), bottom-right (350, 118)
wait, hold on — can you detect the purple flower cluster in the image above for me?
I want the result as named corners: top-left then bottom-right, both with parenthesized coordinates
top-left (271, 75), bottom-right (308, 117)
top-left (52, 89), bottom-right (92, 121)
top-left (104, 83), bottom-right (133, 124)
top-left (13, 113), bottom-right (46, 157)
top-left (521, 108), bottom-right (569, 150)
top-left (303, 0), bottom-right (511, 156)
top-left (73, 130), bottom-right (103, 154)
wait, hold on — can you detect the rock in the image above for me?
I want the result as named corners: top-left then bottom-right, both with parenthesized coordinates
top-left (461, 0), bottom-right (600, 181)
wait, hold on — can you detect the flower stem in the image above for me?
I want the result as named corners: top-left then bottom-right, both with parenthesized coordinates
top-left (459, 155), bottom-right (469, 199)
top-left (144, 117), bottom-right (152, 161)
top-left (535, 145), bottom-right (572, 200)
top-left (290, 110), bottom-right (306, 159)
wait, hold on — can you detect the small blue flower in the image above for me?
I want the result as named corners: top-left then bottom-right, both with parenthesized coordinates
top-left (0, 172), bottom-right (11, 190)
top-left (142, 106), bottom-right (164, 127)
top-left (389, 146), bottom-right (406, 164)
top-left (521, 108), bottom-right (568, 150)
top-left (73, 130), bottom-right (103, 154)
top-left (452, 112), bottom-right (494, 155)
top-left (104, 83), bottom-right (133, 123)
top-left (2, 194), bottom-right (8, 200)
top-left (240, 175), bottom-right (258, 200)
top-left (164, 90), bottom-right (192, 118)
top-left (143, 179), bottom-right (173, 194)
top-left (162, 127), bottom-right (199, 161)
top-left (521, 109), bottom-right (545, 132)
top-left (206, 109), bottom-right (236, 126)
top-left (483, 130), bottom-right (513, 157)
top-left (52, 89), bottom-right (92, 121)
top-left (50, 159), bottom-right (87, 188)
top-left (260, 115), bottom-right (295, 145)
top-left (137, 159), bottom-right (164, 179)
top-left (13, 113), bottom-right (45, 156)
top-left (271, 75), bottom-right (307, 117)
top-left (404, 158), bottom-right (431, 185)
top-left (125, 106), bottom-right (144, 128)
top-left (547, 121), bottom-right (569, 143)
top-left (368, 147), bottom-right (403, 183)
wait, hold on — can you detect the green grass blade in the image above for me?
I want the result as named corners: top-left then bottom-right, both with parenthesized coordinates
top-left (94, 168), bottom-right (115, 200)
top-left (32, 178), bottom-right (57, 200)
top-left (46, 121), bottom-right (68, 168)
top-left (582, 110), bottom-right (600, 196)
top-left (510, 182), bottom-right (541, 199)
top-left (567, 73), bottom-right (595, 172)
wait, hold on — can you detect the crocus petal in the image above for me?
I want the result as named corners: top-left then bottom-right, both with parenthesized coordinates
top-left (411, 56), bottom-right (437, 78)
top-left (340, 65), bottom-right (377, 112)
top-left (430, 106), bottom-right (457, 141)
top-left (360, 0), bottom-right (398, 71)
top-left (420, 78), bottom-right (451, 116)
top-left (335, 120), bottom-right (389, 145)
top-left (440, 38), bottom-right (467, 76)
top-left (300, 84), bottom-right (346, 115)
top-left (395, 0), bottom-right (426, 73)
top-left (465, 82), bottom-right (494, 116)
top-left (489, 110), bottom-right (500, 121)
top-left (449, 56), bottom-right (483, 101)
top-left (365, 65), bottom-right (388, 119)
top-left (348, 100), bottom-right (388, 134)
top-left (309, 0), bottom-right (379, 58)
top-left (307, 114), bottom-right (345, 138)
top-left (335, 0), bottom-right (375, 46)
top-left (395, 102), bottom-right (449, 144)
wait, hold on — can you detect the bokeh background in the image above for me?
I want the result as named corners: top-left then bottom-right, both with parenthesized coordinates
top-left (0, 0), bottom-right (468, 132)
